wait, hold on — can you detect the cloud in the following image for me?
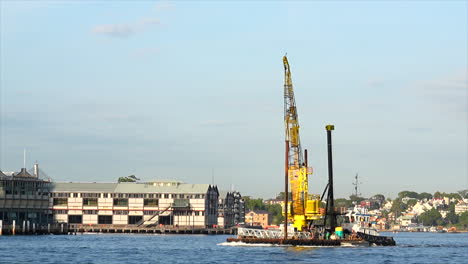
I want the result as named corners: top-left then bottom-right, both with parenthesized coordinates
top-left (154, 0), bottom-right (174, 11)
top-left (92, 18), bottom-right (160, 38)
top-left (132, 47), bottom-right (159, 58)
top-left (416, 69), bottom-right (467, 114)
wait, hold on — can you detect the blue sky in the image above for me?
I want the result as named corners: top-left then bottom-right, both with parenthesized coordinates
top-left (1, 1), bottom-right (466, 199)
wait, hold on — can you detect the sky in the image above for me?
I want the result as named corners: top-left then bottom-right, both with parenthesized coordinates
top-left (0, 0), bottom-right (466, 199)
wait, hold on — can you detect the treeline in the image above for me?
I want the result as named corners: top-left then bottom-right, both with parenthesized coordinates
top-left (246, 189), bottom-right (468, 227)
top-left (336, 189), bottom-right (468, 229)
top-left (244, 197), bottom-right (284, 225)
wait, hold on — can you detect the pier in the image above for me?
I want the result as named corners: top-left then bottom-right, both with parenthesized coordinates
top-left (68, 224), bottom-right (237, 235)
top-left (0, 221), bottom-right (68, 235)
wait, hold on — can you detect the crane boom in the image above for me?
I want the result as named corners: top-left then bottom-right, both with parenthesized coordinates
top-left (283, 55), bottom-right (322, 231)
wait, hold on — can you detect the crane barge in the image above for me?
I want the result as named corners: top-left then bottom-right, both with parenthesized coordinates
top-left (226, 55), bottom-right (395, 247)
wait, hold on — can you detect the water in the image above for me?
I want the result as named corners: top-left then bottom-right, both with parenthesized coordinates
top-left (0, 232), bottom-right (466, 263)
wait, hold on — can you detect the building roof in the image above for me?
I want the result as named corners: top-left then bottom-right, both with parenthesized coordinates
top-left (247, 210), bottom-right (270, 215)
top-left (0, 170), bottom-right (7, 177)
top-left (51, 182), bottom-right (212, 194)
top-left (15, 168), bottom-right (33, 177)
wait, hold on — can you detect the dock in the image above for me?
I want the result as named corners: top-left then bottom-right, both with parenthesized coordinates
top-left (68, 224), bottom-right (237, 235)
top-left (0, 222), bottom-right (69, 235)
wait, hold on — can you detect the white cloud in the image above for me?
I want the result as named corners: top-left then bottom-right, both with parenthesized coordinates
top-left (154, 0), bottom-right (174, 11)
top-left (92, 17), bottom-right (160, 38)
top-left (416, 69), bottom-right (467, 114)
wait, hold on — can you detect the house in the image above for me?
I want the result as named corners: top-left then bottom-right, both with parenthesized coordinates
top-left (455, 200), bottom-right (468, 215)
top-left (245, 210), bottom-right (270, 227)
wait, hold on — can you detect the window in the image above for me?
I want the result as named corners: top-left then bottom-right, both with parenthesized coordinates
top-left (68, 215), bottom-right (82, 224)
top-left (113, 210), bottom-right (128, 215)
top-left (144, 199), bottom-right (159, 207)
top-left (98, 215), bottom-right (112, 224)
top-left (103, 193), bottom-right (108, 198)
top-left (53, 198), bottom-right (68, 206)
top-left (128, 215), bottom-right (142, 224)
top-left (81, 193), bottom-right (99, 198)
top-left (113, 198), bottom-right (128, 206)
top-left (73, 193), bottom-right (78, 198)
top-left (55, 210), bottom-right (68, 214)
top-left (144, 211), bottom-right (156, 215)
top-left (164, 194), bottom-right (169, 198)
top-left (83, 198), bottom-right (98, 206)
top-left (83, 210), bottom-right (98, 214)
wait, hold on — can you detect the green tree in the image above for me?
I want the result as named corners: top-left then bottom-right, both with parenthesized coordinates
top-left (265, 204), bottom-right (284, 225)
top-left (118, 175), bottom-right (140, 183)
top-left (335, 198), bottom-right (352, 208)
top-left (349, 195), bottom-right (365, 204)
top-left (398, 191), bottom-right (419, 199)
top-left (244, 197), bottom-right (265, 211)
top-left (459, 212), bottom-right (468, 229)
top-left (406, 199), bottom-right (418, 208)
top-left (444, 204), bottom-right (459, 225)
top-left (419, 208), bottom-right (442, 226)
top-left (458, 190), bottom-right (468, 199)
top-left (418, 192), bottom-right (433, 200)
top-left (390, 199), bottom-right (407, 218)
top-left (371, 194), bottom-right (386, 203)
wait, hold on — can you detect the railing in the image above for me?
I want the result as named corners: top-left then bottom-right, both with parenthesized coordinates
top-left (237, 227), bottom-right (314, 240)
top-left (136, 205), bottom-right (172, 227)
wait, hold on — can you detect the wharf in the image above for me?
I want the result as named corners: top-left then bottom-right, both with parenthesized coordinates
top-left (68, 224), bottom-right (237, 235)
top-left (0, 223), bottom-right (69, 235)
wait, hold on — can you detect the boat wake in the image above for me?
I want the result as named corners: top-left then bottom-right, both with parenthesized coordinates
top-left (218, 241), bottom-right (288, 247)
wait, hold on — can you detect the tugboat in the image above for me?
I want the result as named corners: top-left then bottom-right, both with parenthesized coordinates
top-left (226, 55), bottom-right (395, 247)
top-left (341, 205), bottom-right (396, 246)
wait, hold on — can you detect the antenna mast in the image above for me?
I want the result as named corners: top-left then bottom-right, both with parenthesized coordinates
top-left (352, 173), bottom-right (361, 197)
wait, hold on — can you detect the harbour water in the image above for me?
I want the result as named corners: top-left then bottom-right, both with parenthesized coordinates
top-left (0, 232), bottom-right (466, 263)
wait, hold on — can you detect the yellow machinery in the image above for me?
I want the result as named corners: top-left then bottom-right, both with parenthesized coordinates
top-left (283, 55), bottom-right (322, 231)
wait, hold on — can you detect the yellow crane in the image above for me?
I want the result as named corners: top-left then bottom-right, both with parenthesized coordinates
top-left (283, 55), bottom-right (322, 231)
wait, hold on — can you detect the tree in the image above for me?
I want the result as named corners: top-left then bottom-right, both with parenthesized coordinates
top-left (265, 204), bottom-right (284, 225)
top-left (335, 198), bottom-right (352, 208)
top-left (398, 191), bottom-right (419, 199)
top-left (406, 199), bottom-right (418, 208)
top-left (458, 190), bottom-right (468, 199)
top-left (118, 175), bottom-right (140, 183)
top-left (390, 199), bottom-right (407, 218)
top-left (244, 197), bottom-right (265, 211)
top-left (371, 194), bottom-right (386, 203)
top-left (459, 212), bottom-right (468, 229)
top-left (349, 195), bottom-right (365, 204)
top-left (419, 208), bottom-right (442, 226)
top-left (418, 192), bottom-right (433, 201)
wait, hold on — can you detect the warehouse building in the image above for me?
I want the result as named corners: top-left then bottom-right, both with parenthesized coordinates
top-left (49, 181), bottom-right (221, 228)
top-left (0, 166), bottom-right (53, 225)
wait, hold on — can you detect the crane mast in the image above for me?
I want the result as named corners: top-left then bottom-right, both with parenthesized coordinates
top-left (283, 55), bottom-right (321, 231)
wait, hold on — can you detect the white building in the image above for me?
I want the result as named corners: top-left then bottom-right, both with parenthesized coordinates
top-left (455, 200), bottom-right (468, 215)
top-left (50, 181), bottom-right (219, 228)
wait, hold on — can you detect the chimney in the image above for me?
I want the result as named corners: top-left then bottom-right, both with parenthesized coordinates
top-left (34, 162), bottom-right (39, 178)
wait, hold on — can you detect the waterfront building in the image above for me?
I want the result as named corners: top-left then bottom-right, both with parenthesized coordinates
top-left (264, 198), bottom-right (283, 205)
top-left (218, 191), bottom-right (234, 228)
top-left (233, 191), bottom-right (245, 225)
top-left (245, 210), bottom-right (270, 227)
top-left (217, 191), bottom-right (245, 228)
top-left (0, 166), bottom-right (53, 224)
top-left (49, 181), bottom-right (220, 227)
top-left (455, 200), bottom-right (468, 215)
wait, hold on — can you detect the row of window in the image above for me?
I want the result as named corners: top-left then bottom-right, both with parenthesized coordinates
top-left (51, 192), bottom-right (205, 199)
top-left (53, 198), bottom-right (160, 207)
top-left (55, 210), bottom-right (203, 215)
